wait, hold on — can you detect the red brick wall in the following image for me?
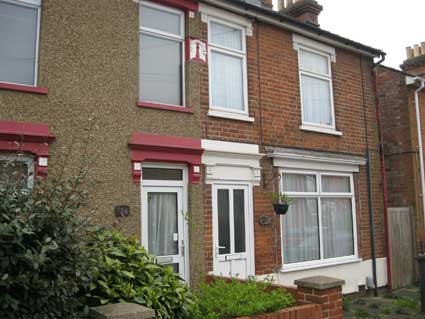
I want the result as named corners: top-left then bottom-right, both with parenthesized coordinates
top-left (200, 19), bottom-right (385, 274)
top-left (378, 67), bottom-right (417, 208)
top-left (236, 303), bottom-right (323, 319)
top-left (377, 65), bottom-right (425, 254)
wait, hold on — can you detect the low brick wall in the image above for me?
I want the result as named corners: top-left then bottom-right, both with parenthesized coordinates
top-left (205, 275), bottom-right (344, 319)
top-left (236, 303), bottom-right (323, 319)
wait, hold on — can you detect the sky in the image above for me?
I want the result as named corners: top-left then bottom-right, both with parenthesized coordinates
top-left (272, 0), bottom-right (425, 69)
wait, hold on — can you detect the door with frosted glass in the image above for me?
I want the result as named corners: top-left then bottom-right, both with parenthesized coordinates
top-left (213, 185), bottom-right (253, 278)
top-left (142, 187), bottom-right (185, 279)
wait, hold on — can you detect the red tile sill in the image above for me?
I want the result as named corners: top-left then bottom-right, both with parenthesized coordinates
top-left (137, 101), bottom-right (194, 114)
top-left (0, 82), bottom-right (48, 95)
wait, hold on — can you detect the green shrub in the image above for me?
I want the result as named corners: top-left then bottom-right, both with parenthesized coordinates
top-left (84, 230), bottom-right (196, 318)
top-left (0, 177), bottom-right (92, 319)
top-left (193, 278), bottom-right (296, 319)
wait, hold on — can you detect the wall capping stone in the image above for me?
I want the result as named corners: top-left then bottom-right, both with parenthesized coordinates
top-left (294, 276), bottom-right (345, 290)
top-left (90, 303), bottom-right (156, 319)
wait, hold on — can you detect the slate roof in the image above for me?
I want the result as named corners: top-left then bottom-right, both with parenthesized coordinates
top-left (217, 0), bottom-right (385, 57)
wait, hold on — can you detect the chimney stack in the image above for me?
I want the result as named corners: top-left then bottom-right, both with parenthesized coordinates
top-left (277, 0), bottom-right (323, 27)
top-left (402, 42), bottom-right (425, 74)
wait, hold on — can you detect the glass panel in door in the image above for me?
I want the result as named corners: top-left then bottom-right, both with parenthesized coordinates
top-left (147, 192), bottom-right (178, 256)
top-left (217, 188), bottom-right (247, 256)
top-left (144, 188), bottom-right (184, 278)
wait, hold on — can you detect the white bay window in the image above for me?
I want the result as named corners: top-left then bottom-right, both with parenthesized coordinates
top-left (0, 0), bottom-right (41, 86)
top-left (281, 170), bottom-right (357, 269)
top-left (139, 1), bottom-right (184, 106)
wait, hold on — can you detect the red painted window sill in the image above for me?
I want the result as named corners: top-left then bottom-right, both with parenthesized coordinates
top-left (0, 82), bottom-right (48, 95)
top-left (137, 101), bottom-right (194, 114)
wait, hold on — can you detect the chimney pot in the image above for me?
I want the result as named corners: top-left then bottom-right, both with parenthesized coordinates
top-left (414, 44), bottom-right (421, 57)
top-left (277, 0), bottom-right (285, 11)
top-left (260, 0), bottom-right (273, 8)
top-left (406, 46), bottom-right (413, 59)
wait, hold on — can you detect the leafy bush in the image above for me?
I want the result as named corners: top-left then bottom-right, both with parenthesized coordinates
top-left (0, 177), bottom-right (92, 319)
top-left (193, 278), bottom-right (296, 319)
top-left (84, 230), bottom-right (196, 318)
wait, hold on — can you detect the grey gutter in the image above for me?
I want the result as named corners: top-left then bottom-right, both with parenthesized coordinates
top-left (200, 0), bottom-right (385, 58)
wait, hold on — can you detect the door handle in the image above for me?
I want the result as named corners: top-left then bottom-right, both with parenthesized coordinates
top-left (180, 240), bottom-right (185, 257)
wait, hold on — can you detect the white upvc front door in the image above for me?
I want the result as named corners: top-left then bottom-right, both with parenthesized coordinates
top-left (141, 164), bottom-right (189, 281)
top-left (212, 184), bottom-right (254, 278)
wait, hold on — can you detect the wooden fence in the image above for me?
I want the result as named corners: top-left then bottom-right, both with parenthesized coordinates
top-left (388, 207), bottom-right (415, 289)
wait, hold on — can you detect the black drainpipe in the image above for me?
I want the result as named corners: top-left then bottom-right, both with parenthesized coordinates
top-left (363, 53), bottom-right (386, 296)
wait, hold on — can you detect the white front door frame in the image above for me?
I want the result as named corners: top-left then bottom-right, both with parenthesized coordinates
top-left (212, 181), bottom-right (255, 278)
top-left (141, 162), bottom-right (189, 281)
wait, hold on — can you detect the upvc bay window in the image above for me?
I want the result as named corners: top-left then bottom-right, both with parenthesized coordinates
top-left (0, 0), bottom-right (41, 86)
top-left (208, 18), bottom-right (248, 117)
top-left (280, 170), bottom-right (357, 269)
top-left (139, 1), bottom-right (184, 106)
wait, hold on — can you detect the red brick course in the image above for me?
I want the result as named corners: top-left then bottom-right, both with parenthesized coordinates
top-left (236, 303), bottom-right (323, 319)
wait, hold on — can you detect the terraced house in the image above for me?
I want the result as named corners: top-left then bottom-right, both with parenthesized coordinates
top-left (0, 0), bottom-right (389, 294)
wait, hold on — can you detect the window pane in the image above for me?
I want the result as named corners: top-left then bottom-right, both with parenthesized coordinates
top-left (210, 21), bottom-right (242, 51)
top-left (322, 175), bottom-right (351, 193)
top-left (0, 159), bottom-right (31, 189)
top-left (321, 198), bottom-right (354, 259)
top-left (299, 49), bottom-right (329, 75)
top-left (142, 168), bottom-right (183, 181)
top-left (0, 2), bottom-right (38, 85)
top-left (140, 4), bottom-right (181, 36)
top-left (282, 174), bottom-right (316, 192)
top-left (301, 74), bottom-right (332, 126)
top-left (140, 34), bottom-right (182, 105)
top-left (282, 198), bottom-right (320, 264)
top-left (217, 189), bottom-right (230, 255)
top-left (211, 51), bottom-right (244, 110)
top-left (233, 189), bottom-right (246, 253)
top-left (148, 193), bottom-right (178, 256)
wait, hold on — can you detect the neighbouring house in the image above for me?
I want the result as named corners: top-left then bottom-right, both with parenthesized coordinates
top-left (0, 0), bottom-right (389, 296)
top-left (377, 43), bottom-right (425, 289)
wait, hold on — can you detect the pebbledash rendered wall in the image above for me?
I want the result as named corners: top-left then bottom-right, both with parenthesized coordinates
top-left (0, 0), bottom-right (205, 285)
top-left (196, 5), bottom-right (387, 293)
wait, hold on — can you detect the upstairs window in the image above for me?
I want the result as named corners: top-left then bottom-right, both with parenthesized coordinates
top-left (298, 47), bottom-right (335, 129)
top-left (0, 154), bottom-right (34, 189)
top-left (139, 1), bottom-right (184, 106)
top-left (208, 18), bottom-right (248, 114)
top-left (0, 0), bottom-right (41, 86)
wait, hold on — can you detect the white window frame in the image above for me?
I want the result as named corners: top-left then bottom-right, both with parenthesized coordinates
top-left (139, 0), bottom-right (185, 107)
top-left (207, 16), bottom-right (251, 121)
top-left (298, 46), bottom-right (337, 132)
top-left (0, 0), bottom-right (41, 87)
top-left (0, 153), bottom-right (35, 189)
top-left (279, 169), bottom-right (358, 271)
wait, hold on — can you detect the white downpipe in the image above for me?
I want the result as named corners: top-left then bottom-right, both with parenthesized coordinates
top-left (414, 77), bottom-right (425, 224)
